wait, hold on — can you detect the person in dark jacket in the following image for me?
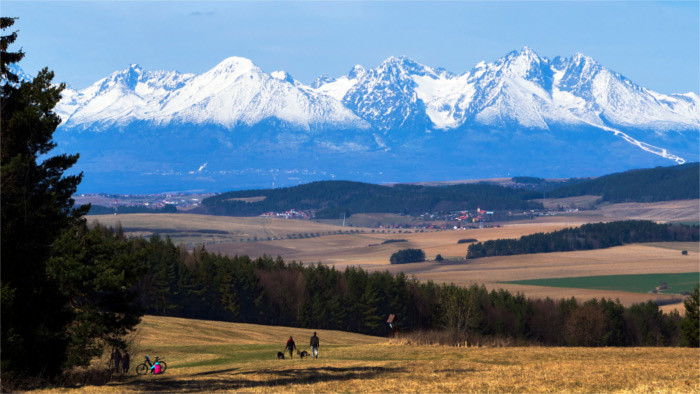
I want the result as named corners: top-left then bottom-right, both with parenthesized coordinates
top-left (285, 336), bottom-right (297, 359)
top-left (109, 348), bottom-right (122, 373)
top-left (121, 350), bottom-right (130, 373)
top-left (310, 332), bottom-right (320, 359)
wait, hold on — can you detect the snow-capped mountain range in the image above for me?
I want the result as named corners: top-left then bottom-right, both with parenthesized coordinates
top-left (46, 47), bottom-right (700, 192)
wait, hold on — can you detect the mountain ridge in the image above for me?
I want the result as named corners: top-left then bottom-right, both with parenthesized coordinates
top-left (56, 48), bottom-right (700, 135)
top-left (26, 47), bottom-right (700, 193)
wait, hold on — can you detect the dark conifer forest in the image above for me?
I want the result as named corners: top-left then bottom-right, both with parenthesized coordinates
top-left (547, 162), bottom-right (699, 202)
top-left (467, 221), bottom-right (699, 259)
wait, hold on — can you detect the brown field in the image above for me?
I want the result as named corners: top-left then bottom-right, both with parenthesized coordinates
top-left (40, 316), bottom-right (699, 393)
top-left (585, 199), bottom-right (700, 222)
top-left (206, 221), bottom-right (577, 265)
top-left (533, 195), bottom-right (602, 210)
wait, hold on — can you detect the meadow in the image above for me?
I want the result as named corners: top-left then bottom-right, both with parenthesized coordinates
top-left (502, 272), bottom-right (700, 294)
top-left (40, 316), bottom-right (699, 393)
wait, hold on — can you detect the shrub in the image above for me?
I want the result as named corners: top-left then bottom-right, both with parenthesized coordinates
top-left (382, 239), bottom-right (407, 245)
top-left (457, 238), bottom-right (478, 244)
top-left (390, 249), bottom-right (426, 264)
top-left (435, 254), bottom-right (444, 262)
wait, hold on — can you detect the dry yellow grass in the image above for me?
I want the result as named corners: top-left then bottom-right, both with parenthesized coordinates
top-left (40, 316), bottom-right (699, 393)
top-left (207, 221), bottom-right (578, 265)
top-left (135, 315), bottom-right (383, 347)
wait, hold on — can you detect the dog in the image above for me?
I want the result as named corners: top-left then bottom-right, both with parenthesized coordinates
top-left (297, 350), bottom-right (310, 359)
top-left (277, 352), bottom-right (285, 360)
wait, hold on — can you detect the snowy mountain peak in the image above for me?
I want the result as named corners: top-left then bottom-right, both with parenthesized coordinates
top-left (211, 56), bottom-right (257, 72)
top-left (348, 65), bottom-right (366, 80)
top-left (270, 70), bottom-right (296, 84)
top-left (376, 55), bottom-right (437, 77)
top-left (311, 74), bottom-right (336, 88)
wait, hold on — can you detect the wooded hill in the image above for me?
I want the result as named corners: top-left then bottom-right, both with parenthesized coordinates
top-left (200, 181), bottom-right (541, 218)
top-left (547, 162), bottom-right (699, 202)
top-left (198, 163), bottom-right (698, 218)
top-left (466, 220), bottom-right (699, 259)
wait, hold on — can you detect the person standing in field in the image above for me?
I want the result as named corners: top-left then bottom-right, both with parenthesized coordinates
top-left (285, 336), bottom-right (297, 359)
top-left (121, 350), bottom-right (130, 373)
top-left (310, 332), bottom-right (320, 359)
top-left (109, 348), bottom-right (122, 373)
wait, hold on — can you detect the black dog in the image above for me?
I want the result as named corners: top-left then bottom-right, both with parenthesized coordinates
top-left (277, 352), bottom-right (285, 360)
top-left (297, 350), bottom-right (310, 359)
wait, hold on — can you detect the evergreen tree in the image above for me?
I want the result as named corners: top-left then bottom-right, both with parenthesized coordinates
top-left (47, 224), bottom-right (147, 367)
top-left (1, 17), bottom-right (87, 379)
top-left (359, 283), bottom-right (384, 332)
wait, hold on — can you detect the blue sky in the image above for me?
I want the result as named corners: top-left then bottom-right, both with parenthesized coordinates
top-left (3, 1), bottom-right (699, 93)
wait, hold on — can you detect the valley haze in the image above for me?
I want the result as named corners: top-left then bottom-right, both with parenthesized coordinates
top-left (44, 47), bottom-right (699, 193)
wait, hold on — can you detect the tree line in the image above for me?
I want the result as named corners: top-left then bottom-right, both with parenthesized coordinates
top-left (86, 204), bottom-right (177, 215)
top-left (467, 221), bottom-right (699, 259)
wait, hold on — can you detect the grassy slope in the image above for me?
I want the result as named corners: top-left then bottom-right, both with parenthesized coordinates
top-left (43, 316), bottom-right (698, 393)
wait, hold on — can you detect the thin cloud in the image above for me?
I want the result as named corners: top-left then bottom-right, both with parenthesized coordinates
top-left (189, 10), bottom-right (215, 17)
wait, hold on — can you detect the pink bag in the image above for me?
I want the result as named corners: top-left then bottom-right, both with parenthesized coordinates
top-left (154, 363), bottom-right (161, 374)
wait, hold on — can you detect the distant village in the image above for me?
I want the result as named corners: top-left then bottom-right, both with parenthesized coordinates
top-left (73, 192), bottom-right (216, 211)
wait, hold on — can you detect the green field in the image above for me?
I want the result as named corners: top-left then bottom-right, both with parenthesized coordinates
top-left (502, 272), bottom-right (699, 294)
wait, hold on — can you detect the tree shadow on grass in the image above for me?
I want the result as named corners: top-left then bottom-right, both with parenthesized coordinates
top-left (190, 367), bottom-right (240, 377)
top-left (116, 366), bottom-right (405, 392)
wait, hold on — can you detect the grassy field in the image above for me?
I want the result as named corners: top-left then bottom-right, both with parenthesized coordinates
top-left (380, 243), bottom-right (697, 310)
top-left (584, 199), bottom-right (700, 222)
top-left (502, 272), bottom-right (700, 295)
top-left (41, 316), bottom-right (699, 393)
top-left (87, 214), bottom-right (363, 247)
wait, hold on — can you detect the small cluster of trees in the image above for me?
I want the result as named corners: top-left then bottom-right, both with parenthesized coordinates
top-left (390, 248), bottom-right (426, 264)
top-left (467, 221), bottom-right (699, 259)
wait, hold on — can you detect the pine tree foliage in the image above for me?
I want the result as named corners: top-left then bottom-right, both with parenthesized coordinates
top-left (48, 223), bottom-right (147, 367)
top-left (1, 17), bottom-right (86, 379)
top-left (681, 284), bottom-right (699, 347)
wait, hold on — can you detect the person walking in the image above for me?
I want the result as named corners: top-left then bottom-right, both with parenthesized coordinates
top-left (285, 336), bottom-right (297, 359)
top-left (121, 350), bottom-right (130, 373)
top-left (310, 332), bottom-right (320, 359)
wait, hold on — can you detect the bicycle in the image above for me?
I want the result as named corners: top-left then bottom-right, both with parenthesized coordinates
top-left (135, 355), bottom-right (167, 375)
